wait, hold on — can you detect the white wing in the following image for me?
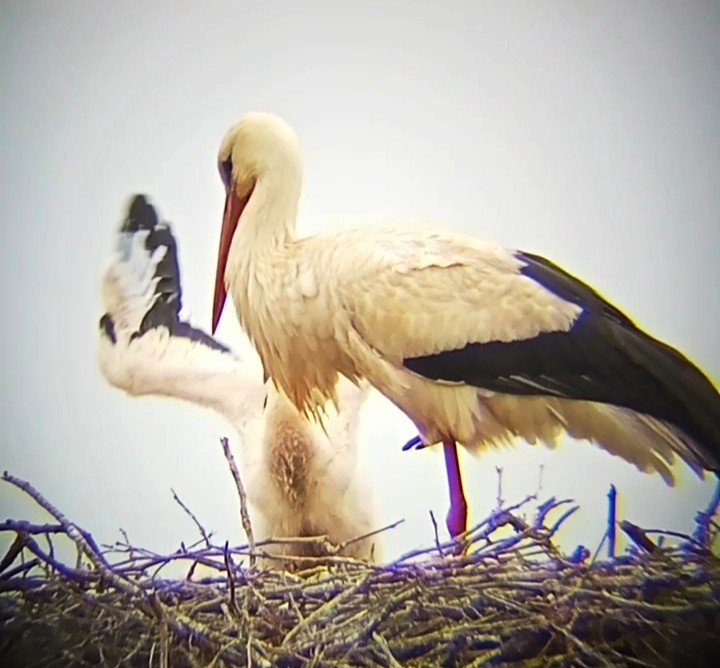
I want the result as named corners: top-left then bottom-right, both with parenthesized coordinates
top-left (98, 194), bottom-right (266, 428)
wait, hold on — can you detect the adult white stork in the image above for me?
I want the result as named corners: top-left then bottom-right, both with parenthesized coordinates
top-left (98, 194), bottom-right (380, 568)
top-left (210, 111), bottom-right (720, 541)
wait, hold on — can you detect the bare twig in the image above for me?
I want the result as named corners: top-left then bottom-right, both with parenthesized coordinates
top-left (338, 519), bottom-right (405, 554)
top-left (171, 488), bottom-right (211, 548)
top-left (619, 520), bottom-right (658, 554)
top-left (638, 528), bottom-right (709, 552)
top-left (0, 532), bottom-right (25, 574)
top-left (428, 510), bottom-right (444, 557)
top-left (607, 484), bottom-right (617, 560)
top-left (694, 476), bottom-right (720, 548)
top-left (535, 464), bottom-right (545, 497)
top-left (495, 466), bottom-right (504, 509)
top-left (0, 520), bottom-right (67, 535)
top-left (223, 541), bottom-right (241, 619)
top-left (219, 437), bottom-right (256, 567)
top-left (372, 631), bottom-right (403, 668)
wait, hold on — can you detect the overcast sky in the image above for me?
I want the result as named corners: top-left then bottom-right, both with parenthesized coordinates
top-left (1, 1), bottom-right (719, 568)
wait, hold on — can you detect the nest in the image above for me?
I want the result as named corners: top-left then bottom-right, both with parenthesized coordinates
top-left (1, 443), bottom-right (719, 668)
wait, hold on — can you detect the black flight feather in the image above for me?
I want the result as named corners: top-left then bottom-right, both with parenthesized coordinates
top-left (403, 251), bottom-right (720, 470)
top-left (98, 313), bottom-right (116, 344)
top-left (122, 194), bottom-right (230, 354)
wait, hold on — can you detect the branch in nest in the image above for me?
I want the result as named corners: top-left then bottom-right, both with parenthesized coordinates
top-left (693, 476), bottom-right (720, 549)
top-left (619, 520), bottom-right (658, 554)
top-left (171, 487), bottom-right (211, 548)
top-left (219, 437), bottom-right (256, 568)
top-left (339, 519), bottom-right (404, 556)
top-left (607, 484), bottom-right (618, 560)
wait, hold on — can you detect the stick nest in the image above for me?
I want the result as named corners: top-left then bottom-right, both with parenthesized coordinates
top-left (1, 462), bottom-right (719, 668)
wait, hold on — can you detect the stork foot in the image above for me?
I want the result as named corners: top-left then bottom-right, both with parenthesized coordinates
top-left (402, 434), bottom-right (425, 451)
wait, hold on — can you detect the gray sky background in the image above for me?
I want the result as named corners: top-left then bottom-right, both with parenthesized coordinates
top-left (1, 1), bottom-right (719, 565)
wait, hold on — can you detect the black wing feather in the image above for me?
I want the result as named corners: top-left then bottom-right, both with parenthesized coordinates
top-left (99, 313), bottom-right (117, 344)
top-left (403, 250), bottom-right (720, 466)
top-left (122, 194), bottom-right (230, 354)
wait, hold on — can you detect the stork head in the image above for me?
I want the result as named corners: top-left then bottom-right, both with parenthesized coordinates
top-left (212, 112), bottom-right (303, 334)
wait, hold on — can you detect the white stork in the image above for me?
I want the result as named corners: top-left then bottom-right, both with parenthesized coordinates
top-left (98, 194), bottom-right (380, 568)
top-left (210, 111), bottom-right (720, 540)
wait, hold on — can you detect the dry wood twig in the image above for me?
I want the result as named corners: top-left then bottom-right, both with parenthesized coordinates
top-left (171, 488), bottom-right (212, 548)
top-left (219, 437), bottom-right (257, 569)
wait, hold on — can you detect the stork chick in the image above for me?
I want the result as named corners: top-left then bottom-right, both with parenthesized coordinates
top-left (98, 194), bottom-right (380, 569)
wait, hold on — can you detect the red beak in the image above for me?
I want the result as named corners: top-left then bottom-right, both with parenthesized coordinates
top-left (212, 188), bottom-right (251, 334)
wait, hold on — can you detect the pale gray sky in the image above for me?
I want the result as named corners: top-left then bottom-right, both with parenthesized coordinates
top-left (1, 1), bottom-right (719, 565)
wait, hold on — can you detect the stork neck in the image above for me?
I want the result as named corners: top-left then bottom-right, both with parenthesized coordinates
top-left (234, 172), bottom-right (299, 254)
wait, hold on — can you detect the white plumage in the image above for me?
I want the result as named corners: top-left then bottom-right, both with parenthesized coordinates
top-left (98, 194), bottom-right (380, 568)
top-left (210, 111), bottom-right (720, 539)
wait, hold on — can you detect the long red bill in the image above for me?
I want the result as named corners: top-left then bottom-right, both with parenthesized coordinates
top-left (212, 189), bottom-right (250, 334)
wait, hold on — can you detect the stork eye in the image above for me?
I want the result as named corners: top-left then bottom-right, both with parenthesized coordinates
top-left (219, 157), bottom-right (233, 191)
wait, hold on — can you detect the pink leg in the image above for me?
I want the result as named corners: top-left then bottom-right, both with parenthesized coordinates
top-left (443, 440), bottom-right (468, 538)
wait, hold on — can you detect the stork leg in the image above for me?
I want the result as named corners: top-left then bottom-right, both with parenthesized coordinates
top-left (442, 440), bottom-right (468, 539)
